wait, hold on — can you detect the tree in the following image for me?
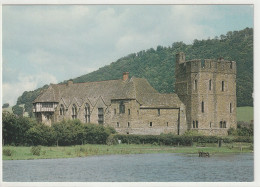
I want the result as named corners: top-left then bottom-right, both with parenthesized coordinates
top-left (12, 105), bottom-right (23, 116)
top-left (2, 103), bottom-right (9, 108)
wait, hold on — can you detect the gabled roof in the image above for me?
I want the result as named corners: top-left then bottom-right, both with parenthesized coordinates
top-left (33, 77), bottom-right (183, 108)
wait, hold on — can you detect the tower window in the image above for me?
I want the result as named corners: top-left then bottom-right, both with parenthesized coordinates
top-left (209, 80), bottom-right (212, 90)
top-left (194, 80), bottom-right (198, 91)
top-left (166, 122), bottom-right (168, 127)
top-left (230, 62), bottom-right (233, 69)
top-left (223, 121), bottom-right (226, 128)
top-left (193, 121), bottom-right (195, 128)
top-left (150, 122), bottom-right (153, 127)
top-left (230, 103), bottom-right (232, 113)
top-left (128, 109), bottom-right (130, 115)
top-left (201, 59), bottom-right (205, 68)
top-left (128, 122), bottom-right (130, 127)
top-left (220, 121), bottom-right (223, 128)
top-left (196, 121), bottom-right (198, 128)
top-left (114, 109), bottom-right (116, 115)
top-left (158, 109), bottom-right (160, 116)
top-left (222, 81), bottom-right (225, 91)
top-left (201, 101), bottom-right (204, 113)
top-left (117, 122), bottom-right (120, 127)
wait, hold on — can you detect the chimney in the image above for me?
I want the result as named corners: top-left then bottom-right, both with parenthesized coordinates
top-left (67, 80), bottom-right (73, 86)
top-left (123, 72), bottom-right (129, 81)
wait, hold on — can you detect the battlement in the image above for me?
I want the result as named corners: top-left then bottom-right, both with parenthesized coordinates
top-left (176, 53), bottom-right (236, 74)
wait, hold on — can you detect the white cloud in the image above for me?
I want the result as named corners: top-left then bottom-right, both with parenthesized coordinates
top-left (2, 73), bottom-right (58, 106)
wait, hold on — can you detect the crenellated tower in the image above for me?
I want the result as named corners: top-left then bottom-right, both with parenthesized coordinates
top-left (175, 52), bottom-right (237, 135)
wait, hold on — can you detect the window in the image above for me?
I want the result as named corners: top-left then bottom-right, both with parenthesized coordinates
top-left (210, 122), bottom-right (212, 128)
top-left (209, 80), bottom-right (212, 90)
top-left (230, 62), bottom-right (233, 69)
top-left (196, 121), bottom-right (198, 128)
top-left (193, 121), bottom-right (195, 128)
top-left (117, 122), bottom-right (120, 127)
top-left (128, 122), bottom-right (130, 127)
top-left (201, 101), bottom-right (204, 113)
top-left (60, 104), bottom-right (64, 115)
top-left (98, 108), bottom-right (104, 124)
top-left (222, 81), bottom-right (225, 91)
top-left (194, 80), bottom-right (198, 91)
top-left (114, 109), bottom-right (116, 115)
top-left (85, 103), bottom-right (90, 123)
top-left (158, 109), bottom-right (160, 116)
top-left (150, 122), bottom-right (152, 127)
top-left (128, 109), bottom-right (130, 115)
top-left (119, 101), bottom-right (125, 113)
top-left (72, 104), bottom-right (77, 119)
top-left (230, 103), bottom-right (232, 113)
top-left (201, 59), bottom-right (205, 68)
top-left (166, 122), bottom-right (168, 127)
top-left (220, 121), bottom-right (227, 128)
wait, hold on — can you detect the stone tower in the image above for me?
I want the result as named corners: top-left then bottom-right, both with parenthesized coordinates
top-left (175, 52), bottom-right (237, 135)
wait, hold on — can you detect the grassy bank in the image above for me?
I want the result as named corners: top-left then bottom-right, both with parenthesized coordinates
top-left (3, 142), bottom-right (253, 160)
top-left (237, 106), bottom-right (253, 122)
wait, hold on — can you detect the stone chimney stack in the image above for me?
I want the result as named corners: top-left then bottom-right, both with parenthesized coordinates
top-left (67, 80), bottom-right (73, 86)
top-left (123, 72), bottom-right (129, 81)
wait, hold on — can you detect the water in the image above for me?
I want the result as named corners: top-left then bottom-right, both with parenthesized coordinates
top-left (3, 153), bottom-right (253, 182)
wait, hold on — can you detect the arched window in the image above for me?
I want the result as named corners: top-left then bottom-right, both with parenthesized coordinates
top-left (72, 104), bottom-right (77, 119)
top-left (60, 104), bottom-right (64, 115)
top-left (85, 103), bottom-right (90, 123)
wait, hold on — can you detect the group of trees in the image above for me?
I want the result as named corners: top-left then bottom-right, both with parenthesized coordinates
top-left (12, 28), bottom-right (253, 116)
top-left (2, 111), bottom-right (116, 146)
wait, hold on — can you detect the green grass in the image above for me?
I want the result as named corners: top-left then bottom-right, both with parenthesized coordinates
top-left (2, 142), bottom-right (253, 160)
top-left (237, 106), bottom-right (253, 122)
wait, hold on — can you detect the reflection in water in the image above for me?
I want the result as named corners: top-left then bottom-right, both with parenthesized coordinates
top-left (3, 153), bottom-right (253, 182)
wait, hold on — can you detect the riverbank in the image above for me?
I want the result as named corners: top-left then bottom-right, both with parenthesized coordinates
top-left (3, 142), bottom-right (253, 160)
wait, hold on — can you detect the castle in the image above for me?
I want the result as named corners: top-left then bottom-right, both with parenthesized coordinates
top-left (33, 52), bottom-right (237, 136)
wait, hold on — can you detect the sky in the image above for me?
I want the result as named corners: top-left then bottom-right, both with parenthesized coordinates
top-left (2, 4), bottom-right (254, 106)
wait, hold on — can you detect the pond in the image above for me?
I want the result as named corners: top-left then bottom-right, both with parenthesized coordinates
top-left (3, 153), bottom-right (253, 182)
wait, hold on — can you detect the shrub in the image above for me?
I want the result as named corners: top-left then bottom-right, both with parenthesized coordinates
top-left (106, 134), bottom-right (118, 145)
top-left (3, 148), bottom-right (13, 156)
top-left (31, 146), bottom-right (41, 156)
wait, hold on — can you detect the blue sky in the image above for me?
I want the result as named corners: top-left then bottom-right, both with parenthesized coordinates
top-left (2, 5), bottom-right (253, 105)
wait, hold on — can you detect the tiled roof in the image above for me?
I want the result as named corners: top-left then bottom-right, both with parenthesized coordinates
top-left (33, 77), bottom-right (183, 108)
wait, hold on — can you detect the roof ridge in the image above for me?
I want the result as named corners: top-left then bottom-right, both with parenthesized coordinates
top-left (58, 78), bottom-right (123, 86)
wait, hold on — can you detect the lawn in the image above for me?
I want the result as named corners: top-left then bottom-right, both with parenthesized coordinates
top-left (237, 106), bottom-right (253, 122)
top-left (2, 142), bottom-right (253, 160)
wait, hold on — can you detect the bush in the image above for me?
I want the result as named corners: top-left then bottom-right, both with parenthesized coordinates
top-left (31, 146), bottom-right (41, 156)
top-left (106, 134), bottom-right (118, 145)
top-left (3, 148), bottom-right (13, 156)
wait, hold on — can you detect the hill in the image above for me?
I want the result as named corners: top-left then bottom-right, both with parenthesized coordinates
top-left (13, 28), bottom-right (253, 116)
